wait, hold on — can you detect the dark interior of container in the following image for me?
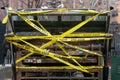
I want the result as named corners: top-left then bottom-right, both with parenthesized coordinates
top-left (12, 14), bottom-right (109, 34)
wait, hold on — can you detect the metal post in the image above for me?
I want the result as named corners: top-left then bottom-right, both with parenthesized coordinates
top-left (10, 43), bottom-right (16, 80)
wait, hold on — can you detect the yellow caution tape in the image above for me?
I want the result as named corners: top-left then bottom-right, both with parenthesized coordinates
top-left (6, 33), bottom-right (112, 40)
top-left (20, 39), bottom-right (105, 74)
top-left (8, 8), bottom-right (68, 16)
top-left (56, 37), bottom-right (111, 42)
top-left (8, 41), bottom-right (34, 52)
top-left (6, 36), bottom-right (111, 42)
top-left (102, 56), bottom-right (104, 67)
top-left (61, 14), bottom-right (100, 37)
top-left (16, 65), bottom-right (103, 70)
top-left (67, 33), bottom-right (113, 37)
top-left (18, 10), bottom-right (53, 15)
top-left (2, 15), bottom-right (8, 24)
top-left (11, 39), bottom-right (90, 74)
top-left (55, 8), bottom-right (69, 13)
top-left (14, 10), bottom-right (104, 44)
top-left (16, 52), bottom-right (34, 63)
top-left (8, 9), bottom-right (54, 15)
top-left (60, 41), bottom-right (102, 56)
top-left (4, 8), bottom-right (111, 74)
top-left (10, 39), bottom-right (103, 74)
top-left (8, 41), bottom-right (83, 63)
top-left (8, 8), bottom-right (108, 15)
top-left (35, 20), bottom-right (52, 36)
top-left (2, 7), bottom-right (13, 24)
top-left (17, 14), bottom-right (51, 36)
top-left (23, 39), bottom-right (91, 73)
top-left (56, 42), bottom-right (88, 72)
top-left (13, 13), bottom-right (104, 55)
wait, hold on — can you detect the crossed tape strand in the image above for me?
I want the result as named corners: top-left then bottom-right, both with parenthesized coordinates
top-left (5, 8), bottom-right (110, 74)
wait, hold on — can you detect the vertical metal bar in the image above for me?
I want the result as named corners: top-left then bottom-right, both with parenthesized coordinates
top-left (10, 43), bottom-right (16, 80)
top-left (98, 56), bottom-right (103, 80)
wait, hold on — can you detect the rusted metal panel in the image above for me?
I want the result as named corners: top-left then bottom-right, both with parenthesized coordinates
top-left (6, 10), bottom-right (109, 80)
